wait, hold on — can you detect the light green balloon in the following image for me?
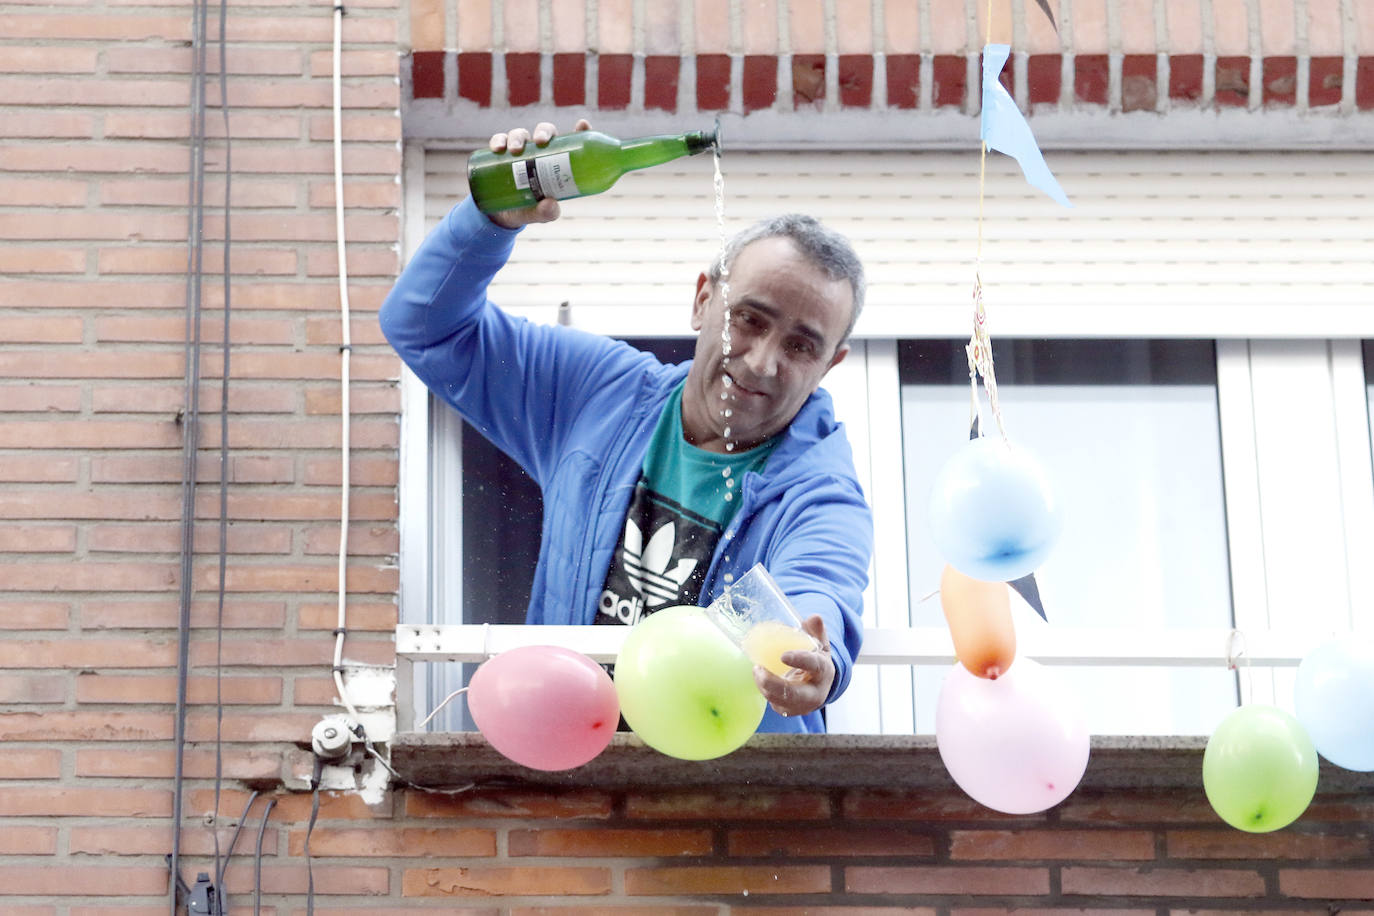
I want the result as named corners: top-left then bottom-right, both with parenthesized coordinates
top-left (1203, 704), bottom-right (1318, 833)
top-left (614, 605), bottom-right (765, 761)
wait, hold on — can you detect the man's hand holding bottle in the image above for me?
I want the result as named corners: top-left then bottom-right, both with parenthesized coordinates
top-left (484, 119), bottom-right (592, 230)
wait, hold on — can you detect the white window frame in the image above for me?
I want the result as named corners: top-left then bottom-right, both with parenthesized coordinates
top-left (393, 144), bottom-right (1374, 734)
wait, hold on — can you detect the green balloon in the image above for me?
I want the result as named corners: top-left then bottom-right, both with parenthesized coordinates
top-left (614, 605), bottom-right (765, 761)
top-left (1203, 704), bottom-right (1318, 833)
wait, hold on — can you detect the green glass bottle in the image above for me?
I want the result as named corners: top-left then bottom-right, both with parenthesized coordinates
top-left (466, 128), bottom-right (719, 214)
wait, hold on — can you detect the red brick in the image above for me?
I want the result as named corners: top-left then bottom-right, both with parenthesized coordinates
top-left (1058, 790), bottom-right (1220, 825)
top-left (792, 53), bottom-right (825, 107)
top-left (302, 524), bottom-right (398, 558)
top-left (91, 383), bottom-right (295, 414)
top-left (0, 248), bottom-right (86, 274)
top-left (0, 13), bottom-right (189, 41)
top-left (0, 111), bottom-right (95, 138)
top-left (1280, 867), bottom-right (1374, 898)
top-left (553, 52), bottom-right (586, 106)
top-left (512, 909), bottom-right (717, 916)
top-left (1061, 865), bottom-right (1264, 897)
top-left (0, 560), bottom-right (179, 593)
top-left (0, 142), bottom-right (189, 174)
top-left (1075, 53), bottom-right (1109, 103)
top-left (0, 601), bottom-right (69, 629)
top-left (1027, 54), bottom-right (1061, 104)
top-left (1216, 56), bottom-right (1250, 106)
top-left (0, 710), bottom-right (173, 743)
top-left (0, 866), bottom-right (167, 896)
top-left (403, 866), bottom-right (611, 897)
top-left (695, 53), bottom-right (730, 110)
top-left (0, 826), bottom-right (58, 855)
top-left (1358, 57), bottom-right (1374, 109)
top-left (68, 823), bottom-right (278, 856)
top-left (933, 54), bottom-right (967, 107)
top-left (0, 786), bottom-right (171, 817)
top-left (288, 827), bottom-right (496, 857)
top-left (731, 826), bottom-right (935, 858)
top-left (0, 490), bottom-right (179, 521)
top-left (1309, 55), bottom-right (1344, 107)
top-left (644, 55), bottom-right (680, 111)
top-left (0, 178), bottom-right (88, 207)
top-left (950, 829), bottom-right (1156, 861)
top-left (305, 245), bottom-right (399, 277)
top-left (844, 788), bottom-right (1019, 821)
top-left (0, 674), bottom-right (67, 703)
top-left (105, 110), bottom-right (304, 140)
top-left (304, 456), bottom-right (398, 487)
top-left (305, 386), bottom-right (400, 416)
top-left (1168, 828), bottom-right (1369, 859)
top-left (0, 46), bottom-right (98, 73)
top-left (186, 710), bottom-right (322, 743)
top-left (192, 635), bottom-right (393, 670)
top-left (223, 864), bottom-right (390, 896)
top-left (506, 51), bottom-right (541, 106)
top-left (627, 787), bottom-right (829, 820)
top-left (0, 77), bottom-right (189, 107)
top-left (0, 525), bottom-right (77, 552)
top-left (886, 53), bottom-right (919, 108)
top-left (0, 384), bottom-right (86, 414)
top-left (510, 828), bottom-right (712, 858)
top-left (308, 178), bottom-right (401, 209)
top-left (0, 638), bottom-right (176, 669)
top-left (75, 673), bottom-right (283, 705)
top-left (0, 456), bottom-right (79, 483)
top-left (217, 787), bottom-right (379, 824)
top-left (838, 53), bottom-right (873, 106)
top-left (1263, 55), bottom-right (1297, 106)
top-left (411, 49), bottom-right (445, 99)
top-left (406, 788), bottom-right (614, 820)
top-left (0, 747), bottom-right (63, 777)
top-left (846, 865), bottom-right (1050, 896)
top-left (743, 55), bottom-right (777, 111)
top-left (308, 112), bottom-right (402, 142)
top-left (106, 45), bottom-right (303, 76)
top-left (458, 51), bottom-right (492, 106)
top-left (98, 244), bottom-right (298, 276)
top-left (626, 865), bottom-right (830, 896)
top-left (74, 746), bottom-right (285, 781)
top-left (1122, 54), bottom-right (1157, 111)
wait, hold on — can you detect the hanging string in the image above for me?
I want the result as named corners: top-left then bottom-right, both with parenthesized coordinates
top-left (1225, 628), bottom-right (1256, 705)
top-left (967, 0), bottom-right (1009, 442)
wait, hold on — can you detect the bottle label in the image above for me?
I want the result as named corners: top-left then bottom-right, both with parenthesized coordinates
top-left (511, 152), bottom-right (580, 201)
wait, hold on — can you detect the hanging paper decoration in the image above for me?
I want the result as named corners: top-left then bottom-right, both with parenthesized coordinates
top-left (980, 43), bottom-right (1072, 208)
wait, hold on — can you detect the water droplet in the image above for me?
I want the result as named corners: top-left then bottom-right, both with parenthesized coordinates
top-left (723, 492), bottom-right (732, 501)
top-left (724, 408), bottom-right (732, 418)
top-left (721, 467), bottom-right (731, 478)
top-left (723, 426), bottom-right (732, 439)
top-left (725, 443), bottom-right (735, 452)
top-left (720, 392), bottom-right (729, 401)
top-left (722, 375), bottom-right (733, 387)
top-left (725, 478), bottom-right (734, 489)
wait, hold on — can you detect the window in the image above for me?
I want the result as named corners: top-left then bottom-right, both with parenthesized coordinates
top-left (898, 339), bottom-right (1236, 735)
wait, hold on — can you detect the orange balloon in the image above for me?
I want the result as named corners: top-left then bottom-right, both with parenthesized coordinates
top-left (940, 564), bottom-right (1016, 679)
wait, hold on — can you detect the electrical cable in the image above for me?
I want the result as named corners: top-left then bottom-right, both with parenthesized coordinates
top-left (329, 0), bottom-right (359, 725)
top-left (170, 0), bottom-right (210, 904)
top-left (251, 798), bottom-right (276, 916)
top-left (209, 0), bottom-right (233, 899)
top-left (303, 757), bottom-right (324, 916)
top-left (212, 790), bottom-right (259, 910)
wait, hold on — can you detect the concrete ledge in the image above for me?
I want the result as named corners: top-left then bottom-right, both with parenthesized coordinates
top-left (389, 732), bottom-right (1374, 793)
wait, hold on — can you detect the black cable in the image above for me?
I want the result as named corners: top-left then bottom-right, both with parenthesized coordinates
top-left (252, 798), bottom-right (276, 916)
top-left (304, 758), bottom-right (325, 916)
top-left (170, 0), bottom-right (210, 904)
top-left (209, 0), bottom-right (233, 899)
top-left (213, 790), bottom-right (259, 911)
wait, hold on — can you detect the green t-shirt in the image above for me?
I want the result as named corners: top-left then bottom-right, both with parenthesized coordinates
top-left (596, 382), bottom-right (776, 626)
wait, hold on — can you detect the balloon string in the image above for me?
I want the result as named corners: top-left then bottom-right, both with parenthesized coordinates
top-left (418, 687), bottom-right (468, 730)
top-left (1225, 628), bottom-right (1255, 704)
top-left (968, 0), bottom-right (1007, 442)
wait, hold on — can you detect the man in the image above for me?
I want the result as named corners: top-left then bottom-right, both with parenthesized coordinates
top-left (380, 120), bottom-right (874, 733)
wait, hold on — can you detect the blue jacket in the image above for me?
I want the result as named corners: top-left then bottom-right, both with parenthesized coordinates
top-left (379, 198), bottom-right (873, 733)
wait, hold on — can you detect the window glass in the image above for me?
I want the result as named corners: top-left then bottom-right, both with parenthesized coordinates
top-left (900, 340), bottom-right (1237, 736)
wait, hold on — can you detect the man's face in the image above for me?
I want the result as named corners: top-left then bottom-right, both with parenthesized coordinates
top-left (682, 236), bottom-right (853, 453)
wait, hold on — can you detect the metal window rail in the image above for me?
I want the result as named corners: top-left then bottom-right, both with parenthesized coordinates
top-left (394, 624), bottom-right (1333, 668)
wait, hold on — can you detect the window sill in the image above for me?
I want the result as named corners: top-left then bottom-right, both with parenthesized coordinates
top-left (389, 732), bottom-right (1374, 792)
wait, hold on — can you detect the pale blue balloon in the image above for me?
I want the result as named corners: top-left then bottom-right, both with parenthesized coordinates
top-left (1294, 638), bottom-right (1374, 772)
top-left (928, 436), bottom-right (1060, 582)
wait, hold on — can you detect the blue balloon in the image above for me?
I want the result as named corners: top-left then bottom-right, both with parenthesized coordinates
top-left (1294, 638), bottom-right (1374, 772)
top-left (928, 436), bottom-right (1060, 582)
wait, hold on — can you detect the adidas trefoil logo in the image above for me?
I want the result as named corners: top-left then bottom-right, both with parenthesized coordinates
top-left (622, 520), bottom-right (697, 608)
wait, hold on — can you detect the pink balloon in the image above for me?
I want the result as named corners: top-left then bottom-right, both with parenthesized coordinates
top-left (935, 658), bottom-right (1090, 814)
top-left (467, 645), bottom-right (620, 771)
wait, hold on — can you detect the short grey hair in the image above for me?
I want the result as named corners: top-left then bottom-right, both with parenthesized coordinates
top-left (706, 213), bottom-right (866, 344)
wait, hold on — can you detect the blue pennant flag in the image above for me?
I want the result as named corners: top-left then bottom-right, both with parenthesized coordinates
top-left (980, 43), bottom-right (1071, 208)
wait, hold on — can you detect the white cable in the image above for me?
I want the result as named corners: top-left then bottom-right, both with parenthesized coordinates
top-left (331, 1), bottom-right (359, 723)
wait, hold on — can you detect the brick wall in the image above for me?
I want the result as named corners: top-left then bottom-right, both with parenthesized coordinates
top-left (0, 0), bottom-right (403, 906)
top-left (4, 0), bottom-right (1374, 911)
